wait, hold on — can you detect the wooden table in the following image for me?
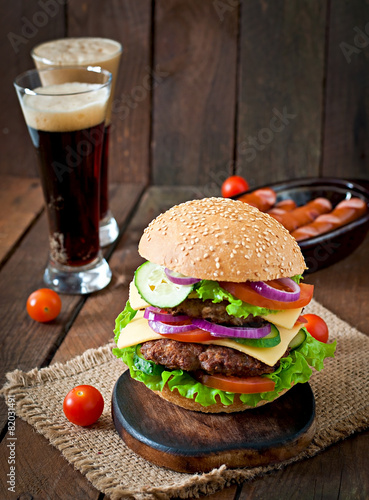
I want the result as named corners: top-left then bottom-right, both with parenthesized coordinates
top-left (0, 176), bottom-right (368, 499)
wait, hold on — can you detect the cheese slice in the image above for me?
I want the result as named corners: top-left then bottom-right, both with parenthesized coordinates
top-left (128, 280), bottom-right (302, 330)
top-left (117, 310), bottom-right (302, 367)
top-left (262, 308), bottom-right (302, 329)
top-left (129, 280), bottom-right (149, 310)
top-left (201, 325), bottom-right (300, 366)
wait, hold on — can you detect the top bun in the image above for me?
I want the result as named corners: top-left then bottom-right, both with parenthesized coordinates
top-left (138, 197), bottom-right (306, 282)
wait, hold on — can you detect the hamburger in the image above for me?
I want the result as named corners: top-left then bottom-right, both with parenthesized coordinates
top-left (113, 197), bottom-right (336, 413)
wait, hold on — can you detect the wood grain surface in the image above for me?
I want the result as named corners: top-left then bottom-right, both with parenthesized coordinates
top-left (0, 176), bottom-right (43, 266)
top-left (112, 374), bottom-right (316, 473)
top-left (152, 0), bottom-right (238, 186)
top-left (236, 0), bottom-right (326, 187)
top-left (323, 0), bottom-right (369, 180)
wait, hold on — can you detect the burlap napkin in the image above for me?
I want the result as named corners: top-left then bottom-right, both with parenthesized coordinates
top-left (2, 299), bottom-right (369, 500)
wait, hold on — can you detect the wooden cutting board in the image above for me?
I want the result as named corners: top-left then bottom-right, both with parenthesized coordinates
top-left (112, 372), bottom-right (316, 473)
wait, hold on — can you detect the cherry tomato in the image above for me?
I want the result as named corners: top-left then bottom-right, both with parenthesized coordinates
top-left (302, 314), bottom-right (329, 343)
top-left (63, 385), bottom-right (104, 427)
top-left (26, 288), bottom-right (62, 322)
top-left (195, 372), bottom-right (275, 394)
top-left (221, 176), bottom-right (249, 198)
top-left (219, 281), bottom-right (314, 310)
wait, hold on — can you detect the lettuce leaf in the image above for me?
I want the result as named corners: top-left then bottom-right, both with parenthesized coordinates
top-left (112, 328), bottom-right (336, 408)
top-left (114, 301), bottom-right (137, 344)
top-left (291, 274), bottom-right (304, 283)
top-left (194, 280), bottom-right (275, 318)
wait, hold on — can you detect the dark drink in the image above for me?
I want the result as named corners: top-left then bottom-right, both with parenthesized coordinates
top-left (100, 124), bottom-right (111, 220)
top-left (32, 38), bottom-right (122, 245)
top-left (15, 68), bottom-right (113, 294)
top-left (28, 123), bottom-right (104, 266)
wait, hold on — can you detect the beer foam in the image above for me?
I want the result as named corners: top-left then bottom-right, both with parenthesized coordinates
top-left (33, 38), bottom-right (122, 66)
top-left (22, 82), bottom-right (109, 132)
top-left (32, 38), bottom-right (122, 124)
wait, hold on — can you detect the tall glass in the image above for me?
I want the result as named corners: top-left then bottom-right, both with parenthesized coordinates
top-left (14, 67), bottom-right (113, 294)
top-left (31, 38), bottom-right (123, 247)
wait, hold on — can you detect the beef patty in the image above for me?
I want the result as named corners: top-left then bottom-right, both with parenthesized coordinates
top-left (166, 299), bottom-right (267, 327)
top-left (140, 339), bottom-right (280, 377)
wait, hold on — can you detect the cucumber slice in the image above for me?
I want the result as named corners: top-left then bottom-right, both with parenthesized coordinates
top-left (233, 324), bottom-right (281, 348)
top-left (133, 345), bottom-right (164, 376)
top-left (134, 261), bottom-right (194, 308)
top-left (288, 329), bottom-right (307, 350)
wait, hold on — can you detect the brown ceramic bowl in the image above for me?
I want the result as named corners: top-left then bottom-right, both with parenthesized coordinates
top-left (234, 178), bottom-right (369, 273)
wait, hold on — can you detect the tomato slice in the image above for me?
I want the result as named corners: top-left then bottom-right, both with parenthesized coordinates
top-left (162, 329), bottom-right (213, 343)
top-left (219, 281), bottom-right (314, 310)
top-left (195, 372), bottom-right (275, 394)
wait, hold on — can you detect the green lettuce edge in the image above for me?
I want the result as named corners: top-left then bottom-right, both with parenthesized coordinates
top-left (194, 280), bottom-right (275, 318)
top-left (114, 301), bottom-right (137, 344)
top-left (112, 328), bottom-right (336, 408)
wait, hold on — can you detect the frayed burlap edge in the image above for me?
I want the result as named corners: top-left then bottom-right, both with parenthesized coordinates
top-left (1, 343), bottom-right (116, 390)
top-left (2, 317), bottom-right (369, 499)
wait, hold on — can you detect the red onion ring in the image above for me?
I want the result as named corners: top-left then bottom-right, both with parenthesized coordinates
top-left (144, 307), bottom-right (190, 323)
top-left (192, 318), bottom-right (271, 339)
top-left (148, 319), bottom-right (197, 334)
top-left (164, 268), bottom-right (201, 286)
top-left (249, 278), bottom-right (300, 302)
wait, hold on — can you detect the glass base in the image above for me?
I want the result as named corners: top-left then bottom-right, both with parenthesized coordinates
top-left (44, 253), bottom-right (112, 295)
top-left (99, 211), bottom-right (119, 247)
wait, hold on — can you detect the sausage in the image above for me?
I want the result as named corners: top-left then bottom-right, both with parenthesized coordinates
top-left (238, 188), bottom-right (277, 212)
top-left (274, 199), bottom-right (297, 211)
top-left (268, 199), bottom-right (297, 217)
top-left (269, 197), bottom-right (332, 232)
top-left (291, 197), bottom-right (368, 241)
top-left (267, 207), bottom-right (287, 217)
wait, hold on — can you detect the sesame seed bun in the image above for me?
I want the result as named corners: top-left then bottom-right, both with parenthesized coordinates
top-left (138, 197), bottom-right (306, 282)
top-left (154, 383), bottom-right (291, 413)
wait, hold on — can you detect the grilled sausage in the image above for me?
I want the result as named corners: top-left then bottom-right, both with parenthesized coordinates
top-left (291, 198), bottom-right (367, 241)
top-left (269, 199), bottom-right (297, 213)
top-left (269, 197), bottom-right (332, 232)
top-left (238, 188), bottom-right (277, 212)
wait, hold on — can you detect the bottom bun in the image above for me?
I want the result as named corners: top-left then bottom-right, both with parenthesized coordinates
top-left (153, 384), bottom-right (291, 414)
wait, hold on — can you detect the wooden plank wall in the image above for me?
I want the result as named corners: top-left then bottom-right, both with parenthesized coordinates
top-left (1, 0), bottom-right (369, 190)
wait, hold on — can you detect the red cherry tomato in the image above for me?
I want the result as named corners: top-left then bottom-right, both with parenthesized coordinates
top-left (221, 176), bottom-right (249, 198)
top-left (26, 288), bottom-right (62, 323)
top-left (302, 314), bottom-right (329, 343)
top-left (63, 385), bottom-right (104, 427)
